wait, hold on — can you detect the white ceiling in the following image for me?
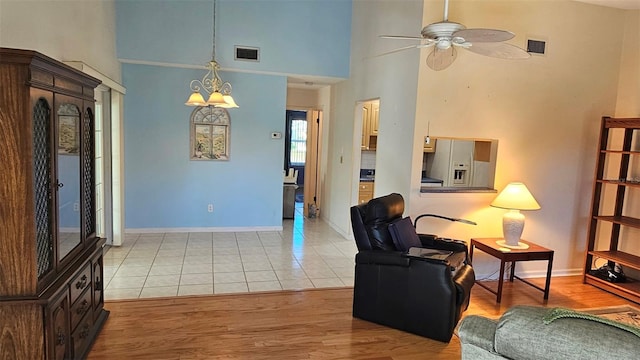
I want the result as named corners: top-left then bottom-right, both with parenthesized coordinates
top-left (574, 0), bottom-right (640, 10)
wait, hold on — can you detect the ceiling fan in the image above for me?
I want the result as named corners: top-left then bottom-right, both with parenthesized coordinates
top-left (379, 0), bottom-right (530, 71)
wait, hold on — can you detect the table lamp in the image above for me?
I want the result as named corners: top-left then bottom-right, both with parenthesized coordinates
top-left (490, 182), bottom-right (540, 249)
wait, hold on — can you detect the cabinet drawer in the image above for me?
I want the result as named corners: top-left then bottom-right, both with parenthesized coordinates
top-left (71, 312), bottom-right (94, 359)
top-left (70, 287), bottom-right (92, 331)
top-left (359, 182), bottom-right (374, 192)
top-left (358, 194), bottom-right (373, 204)
top-left (70, 263), bottom-right (91, 303)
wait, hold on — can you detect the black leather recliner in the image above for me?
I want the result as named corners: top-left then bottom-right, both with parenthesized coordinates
top-left (350, 193), bottom-right (475, 342)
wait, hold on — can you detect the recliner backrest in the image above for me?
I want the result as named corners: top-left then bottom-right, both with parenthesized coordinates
top-left (351, 193), bottom-right (405, 251)
top-left (350, 204), bottom-right (372, 251)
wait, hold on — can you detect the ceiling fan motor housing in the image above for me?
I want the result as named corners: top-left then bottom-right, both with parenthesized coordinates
top-left (421, 21), bottom-right (466, 40)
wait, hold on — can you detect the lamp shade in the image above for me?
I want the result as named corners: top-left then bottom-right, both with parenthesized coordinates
top-left (206, 91), bottom-right (226, 106)
top-left (185, 91), bottom-right (207, 106)
top-left (491, 182), bottom-right (540, 210)
top-left (216, 95), bottom-right (239, 108)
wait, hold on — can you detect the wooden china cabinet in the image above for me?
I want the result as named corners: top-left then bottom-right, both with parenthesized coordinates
top-left (0, 48), bottom-right (109, 359)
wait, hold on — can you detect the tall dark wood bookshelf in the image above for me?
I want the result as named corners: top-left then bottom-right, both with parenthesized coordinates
top-left (584, 116), bottom-right (640, 304)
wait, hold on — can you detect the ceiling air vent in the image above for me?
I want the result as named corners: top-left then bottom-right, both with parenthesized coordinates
top-left (235, 46), bottom-right (259, 62)
top-left (527, 39), bottom-right (546, 55)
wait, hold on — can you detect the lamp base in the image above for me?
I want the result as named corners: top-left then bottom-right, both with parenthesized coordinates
top-left (496, 239), bottom-right (529, 249)
top-left (502, 209), bottom-right (527, 248)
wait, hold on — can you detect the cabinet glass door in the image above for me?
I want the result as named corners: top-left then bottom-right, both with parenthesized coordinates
top-left (33, 98), bottom-right (55, 279)
top-left (56, 103), bottom-right (82, 260)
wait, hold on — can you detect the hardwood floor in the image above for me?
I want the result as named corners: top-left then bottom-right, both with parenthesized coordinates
top-left (88, 276), bottom-right (635, 360)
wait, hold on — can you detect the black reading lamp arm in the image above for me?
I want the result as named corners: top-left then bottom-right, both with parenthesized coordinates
top-left (414, 214), bottom-right (477, 228)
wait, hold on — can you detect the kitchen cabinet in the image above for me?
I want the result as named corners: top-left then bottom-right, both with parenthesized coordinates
top-left (358, 182), bottom-right (374, 204)
top-left (0, 48), bottom-right (108, 359)
top-left (370, 101), bottom-right (379, 135)
top-left (361, 100), bottom-right (379, 150)
top-left (583, 116), bottom-right (640, 304)
top-left (423, 137), bottom-right (436, 153)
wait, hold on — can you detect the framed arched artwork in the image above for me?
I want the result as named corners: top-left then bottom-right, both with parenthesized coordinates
top-left (190, 106), bottom-right (230, 161)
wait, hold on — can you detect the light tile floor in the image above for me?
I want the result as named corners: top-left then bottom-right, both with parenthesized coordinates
top-left (103, 204), bottom-right (357, 300)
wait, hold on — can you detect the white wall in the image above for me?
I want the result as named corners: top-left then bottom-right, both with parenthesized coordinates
top-left (325, 0), bottom-right (639, 279)
top-left (409, 0), bottom-right (638, 278)
top-left (0, 0), bottom-right (120, 82)
top-left (324, 0), bottom-right (424, 236)
top-left (287, 88), bottom-right (321, 109)
top-left (615, 10), bottom-right (640, 117)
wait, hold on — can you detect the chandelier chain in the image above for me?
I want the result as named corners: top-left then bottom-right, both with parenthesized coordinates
top-left (212, 0), bottom-right (216, 61)
top-left (184, 0), bottom-right (238, 108)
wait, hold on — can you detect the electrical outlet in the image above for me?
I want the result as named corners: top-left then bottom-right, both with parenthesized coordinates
top-left (73, 202), bottom-right (79, 212)
top-left (207, 204), bottom-right (213, 213)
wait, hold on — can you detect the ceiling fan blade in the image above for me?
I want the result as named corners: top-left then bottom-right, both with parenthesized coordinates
top-left (453, 28), bottom-right (514, 43)
top-left (465, 42), bottom-right (530, 59)
top-left (373, 45), bottom-right (421, 58)
top-left (426, 46), bottom-right (457, 71)
top-left (379, 35), bottom-right (424, 41)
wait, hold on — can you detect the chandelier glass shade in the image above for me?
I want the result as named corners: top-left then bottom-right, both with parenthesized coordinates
top-left (185, 0), bottom-right (238, 108)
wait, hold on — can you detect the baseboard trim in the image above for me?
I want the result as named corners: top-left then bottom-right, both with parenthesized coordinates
top-left (475, 268), bottom-right (583, 281)
top-left (323, 218), bottom-right (352, 240)
top-left (125, 226), bottom-right (283, 233)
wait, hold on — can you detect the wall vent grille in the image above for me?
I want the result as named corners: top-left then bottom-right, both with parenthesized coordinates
top-left (235, 46), bottom-right (259, 62)
top-left (527, 39), bottom-right (546, 55)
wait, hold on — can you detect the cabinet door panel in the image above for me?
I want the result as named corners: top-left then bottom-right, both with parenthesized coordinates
top-left (55, 95), bottom-right (83, 268)
top-left (92, 254), bottom-right (104, 315)
top-left (370, 102), bottom-right (379, 135)
top-left (56, 102), bottom-right (82, 257)
top-left (361, 104), bottom-right (370, 149)
top-left (48, 291), bottom-right (70, 360)
top-left (32, 94), bottom-right (56, 283)
top-left (81, 105), bottom-right (96, 240)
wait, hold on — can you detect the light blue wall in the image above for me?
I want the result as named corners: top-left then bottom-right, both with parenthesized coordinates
top-left (117, 0), bottom-right (352, 229)
top-left (116, 0), bottom-right (351, 78)
top-left (123, 64), bottom-right (287, 229)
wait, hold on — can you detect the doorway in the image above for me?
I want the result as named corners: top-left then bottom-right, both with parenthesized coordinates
top-left (63, 61), bottom-right (125, 246)
top-left (285, 110), bottom-right (307, 204)
top-left (284, 109), bottom-right (322, 218)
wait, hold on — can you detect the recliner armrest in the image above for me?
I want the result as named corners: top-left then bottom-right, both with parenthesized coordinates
top-left (453, 265), bottom-right (475, 306)
top-left (458, 315), bottom-right (498, 353)
top-left (417, 233), bottom-right (438, 246)
top-left (355, 251), bottom-right (410, 267)
top-left (419, 235), bottom-right (470, 262)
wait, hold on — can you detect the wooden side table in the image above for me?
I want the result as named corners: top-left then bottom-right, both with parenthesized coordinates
top-left (470, 238), bottom-right (554, 303)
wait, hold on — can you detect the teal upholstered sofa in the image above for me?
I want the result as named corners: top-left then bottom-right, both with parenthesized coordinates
top-left (458, 305), bottom-right (640, 360)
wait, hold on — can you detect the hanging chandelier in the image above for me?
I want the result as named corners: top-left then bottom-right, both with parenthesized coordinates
top-left (185, 0), bottom-right (238, 108)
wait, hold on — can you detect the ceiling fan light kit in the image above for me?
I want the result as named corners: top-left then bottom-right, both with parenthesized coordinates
top-left (379, 0), bottom-right (530, 71)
